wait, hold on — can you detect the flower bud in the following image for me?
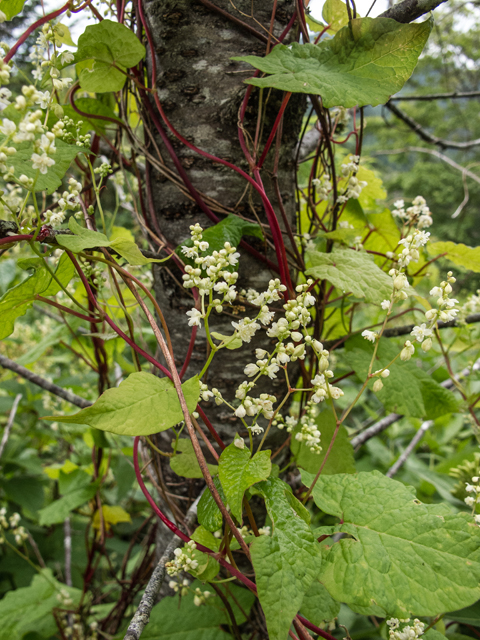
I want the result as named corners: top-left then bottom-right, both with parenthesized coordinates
top-left (421, 338), bottom-right (432, 352)
top-left (318, 354), bottom-right (329, 372)
top-left (393, 273), bottom-right (408, 290)
top-left (235, 405), bottom-right (246, 418)
top-left (373, 379), bottom-right (383, 393)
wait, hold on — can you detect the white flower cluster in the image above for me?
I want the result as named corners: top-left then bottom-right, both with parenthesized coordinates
top-left (239, 524), bottom-right (271, 537)
top-left (45, 178), bottom-right (83, 228)
top-left (400, 272), bottom-right (458, 361)
top-left (293, 404), bottom-right (322, 454)
top-left (28, 23), bottom-right (74, 86)
top-left (392, 196), bottom-right (433, 229)
top-left (168, 577), bottom-right (190, 596)
top-left (396, 230), bottom-right (430, 269)
top-left (182, 224), bottom-right (240, 325)
top-left (338, 155), bottom-right (367, 204)
top-left (165, 540), bottom-right (198, 577)
top-left (386, 618), bottom-right (425, 640)
top-left (56, 587), bottom-right (74, 608)
top-left (0, 509), bottom-right (29, 545)
top-left (192, 587), bottom-right (214, 607)
top-left (312, 173), bottom-right (332, 200)
top-left (465, 477), bottom-right (480, 525)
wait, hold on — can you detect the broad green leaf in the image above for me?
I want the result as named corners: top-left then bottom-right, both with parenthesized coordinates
top-left (0, 0), bottom-right (27, 20)
top-left (170, 438), bottom-right (218, 479)
top-left (38, 482), bottom-right (99, 526)
top-left (300, 581), bottom-right (341, 625)
top-left (306, 248), bottom-right (393, 304)
top-left (291, 410), bottom-right (356, 475)
top-left (211, 331), bottom-right (243, 350)
top-left (446, 601), bottom-right (480, 626)
top-left (142, 580), bottom-right (255, 639)
top-left (188, 544), bottom-right (220, 582)
top-left (345, 336), bottom-right (459, 419)
top-left (364, 208), bottom-right (401, 255)
top-left (218, 442), bottom-right (271, 521)
top-left (76, 20), bottom-right (146, 93)
top-left (251, 478), bottom-right (321, 640)
top-left (44, 373), bottom-right (200, 436)
top-left (356, 165), bottom-right (387, 211)
top-left (233, 17), bottom-right (432, 108)
top-left (303, 470), bottom-right (480, 617)
top-left (54, 23), bottom-right (75, 47)
top-left (0, 569), bottom-right (81, 640)
top-left (57, 218), bottom-right (167, 264)
top-left (322, 0), bottom-right (349, 34)
top-left (191, 525), bottom-right (221, 552)
top-left (7, 140), bottom-right (86, 194)
top-left (305, 12), bottom-right (325, 32)
top-left (0, 253), bottom-right (75, 340)
top-left (427, 241), bottom-right (480, 273)
top-left (177, 214), bottom-right (263, 270)
top-left (197, 477), bottom-right (225, 531)
top-left (92, 505), bottom-right (131, 531)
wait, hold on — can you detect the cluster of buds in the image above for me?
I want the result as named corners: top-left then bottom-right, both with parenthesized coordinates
top-left (337, 155), bottom-right (367, 203)
top-left (392, 196), bottom-right (433, 229)
top-left (465, 477), bottom-right (480, 525)
top-left (0, 509), bottom-right (29, 545)
top-left (312, 173), bottom-right (332, 200)
top-left (168, 577), bottom-right (190, 596)
top-left (294, 404), bottom-right (322, 454)
top-left (371, 368), bottom-right (390, 393)
top-left (165, 540), bottom-right (198, 577)
top-left (386, 618), bottom-right (425, 640)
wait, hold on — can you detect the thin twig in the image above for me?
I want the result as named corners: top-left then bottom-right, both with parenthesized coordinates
top-left (0, 355), bottom-right (92, 409)
top-left (386, 420), bottom-right (432, 477)
top-left (385, 101), bottom-right (480, 150)
top-left (0, 394), bottom-right (22, 459)
top-left (390, 91), bottom-right (480, 101)
top-left (123, 490), bottom-right (203, 640)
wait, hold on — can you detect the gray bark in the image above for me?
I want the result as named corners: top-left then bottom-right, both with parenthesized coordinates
top-left (143, 0), bottom-right (304, 442)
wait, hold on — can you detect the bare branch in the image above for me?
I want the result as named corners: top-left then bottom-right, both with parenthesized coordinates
top-left (123, 491), bottom-right (203, 640)
top-left (0, 355), bottom-right (92, 409)
top-left (386, 420), bottom-right (432, 477)
top-left (373, 146), bottom-right (480, 188)
top-left (385, 101), bottom-right (480, 150)
top-left (379, 0), bottom-right (447, 23)
top-left (0, 393), bottom-right (22, 459)
top-left (390, 91), bottom-right (480, 101)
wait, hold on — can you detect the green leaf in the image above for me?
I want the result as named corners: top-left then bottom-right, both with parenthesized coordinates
top-left (170, 438), bottom-right (218, 479)
top-left (0, 569), bottom-right (81, 640)
top-left (142, 580), bottom-right (255, 639)
top-left (322, 0), bottom-right (349, 33)
top-left (38, 482), bottom-right (99, 526)
top-left (345, 336), bottom-right (459, 419)
top-left (428, 241), bottom-right (480, 273)
top-left (302, 470), bottom-right (480, 617)
top-left (305, 12), bottom-right (326, 32)
top-left (291, 409), bottom-right (356, 475)
top-left (75, 20), bottom-right (146, 93)
top-left (306, 248), bottom-right (393, 304)
top-left (8, 139), bottom-right (85, 194)
top-left (218, 443), bottom-right (271, 522)
top-left (177, 214), bottom-right (263, 270)
top-left (191, 525), bottom-right (221, 552)
top-left (57, 218), bottom-right (167, 264)
top-left (251, 477), bottom-right (321, 640)
top-left (43, 373), bottom-right (200, 436)
top-left (0, 253), bottom-right (75, 340)
top-left (233, 17), bottom-right (432, 108)
top-left (300, 581), bottom-right (341, 625)
top-left (197, 477), bottom-right (225, 531)
top-left (446, 601), bottom-right (480, 626)
top-left (210, 331), bottom-right (243, 350)
top-left (0, 0), bottom-right (27, 20)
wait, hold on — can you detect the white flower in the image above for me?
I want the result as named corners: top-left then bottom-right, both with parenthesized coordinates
top-left (244, 363), bottom-right (259, 377)
top-left (232, 318), bottom-right (260, 343)
top-left (393, 273), bottom-right (409, 290)
top-left (361, 330), bottom-right (377, 343)
top-left (60, 51), bottom-right (75, 65)
top-left (235, 405), bottom-right (246, 419)
top-left (31, 152), bottom-right (55, 174)
top-left (35, 91), bottom-right (50, 109)
top-left (381, 300), bottom-right (390, 310)
top-left (257, 306), bottom-right (274, 325)
top-left (410, 323), bottom-right (433, 343)
top-left (186, 308), bottom-right (202, 327)
top-left (0, 118), bottom-right (16, 136)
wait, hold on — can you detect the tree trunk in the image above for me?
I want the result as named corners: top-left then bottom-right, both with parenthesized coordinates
top-left (141, 0), bottom-right (304, 444)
